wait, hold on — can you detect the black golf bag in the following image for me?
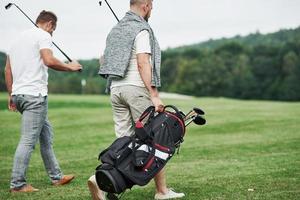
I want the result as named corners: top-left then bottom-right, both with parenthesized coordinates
top-left (95, 105), bottom-right (204, 199)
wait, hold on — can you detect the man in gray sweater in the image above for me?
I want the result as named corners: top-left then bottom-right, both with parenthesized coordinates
top-left (89, 0), bottom-right (185, 199)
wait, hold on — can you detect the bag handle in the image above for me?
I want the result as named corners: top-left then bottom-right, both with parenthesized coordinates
top-left (164, 105), bottom-right (182, 117)
top-left (139, 105), bottom-right (183, 121)
top-left (138, 106), bottom-right (155, 121)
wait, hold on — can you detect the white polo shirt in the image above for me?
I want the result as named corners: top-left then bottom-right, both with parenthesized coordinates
top-left (8, 27), bottom-right (53, 96)
top-left (111, 30), bottom-right (151, 88)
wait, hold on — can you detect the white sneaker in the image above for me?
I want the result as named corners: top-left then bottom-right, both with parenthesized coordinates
top-left (154, 188), bottom-right (185, 199)
top-left (87, 175), bottom-right (106, 200)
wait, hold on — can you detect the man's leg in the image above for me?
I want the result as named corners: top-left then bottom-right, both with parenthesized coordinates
top-left (154, 169), bottom-right (168, 194)
top-left (125, 86), bottom-right (184, 199)
top-left (87, 86), bottom-right (134, 200)
top-left (111, 86), bottom-right (135, 137)
top-left (10, 95), bottom-right (45, 190)
top-left (123, 86), bottom-right (168, 194)
top-left (39, 118), bottom-right (63, 182)
top-left (39, 96), bottom-right (74, 186)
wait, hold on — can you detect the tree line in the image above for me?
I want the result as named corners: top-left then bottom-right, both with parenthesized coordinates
top-left (161, 40), bottom-right (300, 101)
top-left (0, 27), bottom-right (299, 101)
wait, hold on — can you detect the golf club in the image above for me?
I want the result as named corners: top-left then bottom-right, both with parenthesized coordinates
top-left (184, 107), bottom-right (206, 126)
top-left (193, 107), bottom-right (205, 115)
top-left (99, 0), bottom-right (120, 22)
top-left (184, 113), bottom-right (197, 126)
top-left (184, 108), bottom-right (203, 120)
top-left (184, 110), bottom-right (198, 119)
top-left (193, 115), bottom-right (206, 125)
top-left (184, 113), bottom-right (199, 127)
top-left (5, 2), bottom-right (74, 64)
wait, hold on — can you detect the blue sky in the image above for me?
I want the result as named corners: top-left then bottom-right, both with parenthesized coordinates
top-left (1, 0), bottom-right (300, 60)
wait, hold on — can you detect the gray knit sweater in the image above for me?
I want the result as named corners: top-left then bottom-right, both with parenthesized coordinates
top-left (98, 11), bottom-right (161, 91)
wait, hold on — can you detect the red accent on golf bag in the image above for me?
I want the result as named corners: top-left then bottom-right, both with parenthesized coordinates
top-left (95, 105), bottom-right (185, 194)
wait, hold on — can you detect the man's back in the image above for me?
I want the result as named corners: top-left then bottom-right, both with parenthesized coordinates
top-left (9, 27), bottom-right (52, 96)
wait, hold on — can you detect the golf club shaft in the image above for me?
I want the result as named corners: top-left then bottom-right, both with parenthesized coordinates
top-left (8, 3), bottom-right (72, 62)
top-left (185, 115), bottom-right (198, 127)
top-left (185, 118), bottom-right (195, 127)
top-left (52, 42), bottom-right (72, 62)
top-left (184, 110), bottom-right (196, 121)
top-left (13, 3), bottom-right (38, 28)
top-left (184, 110), bottom-right (203, 126)
top-left (104, 0), bottom-right (120, 22)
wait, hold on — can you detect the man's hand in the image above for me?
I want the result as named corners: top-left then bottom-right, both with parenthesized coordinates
top-left (151, 96), bottom-right (164, 112)
top-left (67, 60), bottom-right (82, 72)
top-left (8, 95), bottom-right (17, 112)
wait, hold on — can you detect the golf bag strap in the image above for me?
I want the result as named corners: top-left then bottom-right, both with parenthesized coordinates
top-left (138, 106), bottom-right (155, 122)
top-left (164, 105), bottom-right (181, 117)
top-left (138, 105), bottom-right (181, 122)
top-left (135, 106), bottom-right (155, 143)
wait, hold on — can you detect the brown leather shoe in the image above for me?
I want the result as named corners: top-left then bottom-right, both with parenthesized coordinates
top-left (10, 184), bottom-right (39, 193)
top-left (52, 175), bottom-right (75, 186)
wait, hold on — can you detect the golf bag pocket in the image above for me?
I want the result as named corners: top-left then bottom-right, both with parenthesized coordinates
top-left (95, 164), bottom-right (133, 194)
top-left (118, 144), bottom-right (171, 186)
top-left (133, 144), bottom-right (153, 167)
top-left (152, 112), bottom-right (185, 148)
top-left (99, 136), bottom-right (132, 166)
top-left (119, 155), bottom-right (166, 186)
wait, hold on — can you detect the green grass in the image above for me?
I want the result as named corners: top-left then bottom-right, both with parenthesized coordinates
top-left (0, 93), bottom-right (299, 200)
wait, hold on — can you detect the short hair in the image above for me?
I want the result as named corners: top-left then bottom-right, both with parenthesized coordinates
top-left (130, 0), bottom-right (152, 6)
top-left (35, 10), bottom-right (57, 26)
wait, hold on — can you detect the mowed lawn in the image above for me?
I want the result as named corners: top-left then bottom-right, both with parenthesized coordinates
top-left (0, 93), bottom-right (299, 200)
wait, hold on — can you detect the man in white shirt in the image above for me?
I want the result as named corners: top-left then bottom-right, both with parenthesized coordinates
top-left (89, 1), bottom-right (185, 199)
top-left (5, 10), bottom-right (82, 193)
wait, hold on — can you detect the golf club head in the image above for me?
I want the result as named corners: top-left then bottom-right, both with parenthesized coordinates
top-left (193, 107), bottom-right (205, 115)
top-left (193, 115), bottom-right (206, 125)
top-left (5, 3), bottom-right (13, 10)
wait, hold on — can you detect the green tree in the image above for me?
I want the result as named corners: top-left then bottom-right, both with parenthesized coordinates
top-left (0, 52), bottom-right (7, 92)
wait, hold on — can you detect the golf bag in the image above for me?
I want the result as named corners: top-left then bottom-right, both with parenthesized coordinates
top-left (95, 105), bottom-right (186, 196)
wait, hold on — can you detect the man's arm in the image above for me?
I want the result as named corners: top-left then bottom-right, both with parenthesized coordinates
top-left (137, 53), bottom-right (164, 112)
top-left (4, 56), bottom-right (16, 111)
top-left (40, 49), bottom-right (82, 72)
